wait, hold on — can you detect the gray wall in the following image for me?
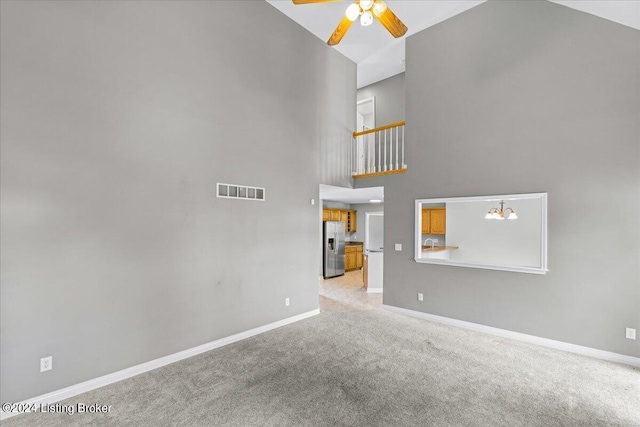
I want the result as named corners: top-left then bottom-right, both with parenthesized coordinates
top-left (359, 1), bottom-right (639, 357)
top-left (357, 73), bottom-right (405, 128)
top-left (0, 1), bottom-right (355, 403)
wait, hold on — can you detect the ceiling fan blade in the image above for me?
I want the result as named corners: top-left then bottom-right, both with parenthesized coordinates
top-left (292, 0), bottom-right (343, 4)
top-left (327, 16), bottom-right (353, 46)
top-left (374, 3), bottom-right (408, 38)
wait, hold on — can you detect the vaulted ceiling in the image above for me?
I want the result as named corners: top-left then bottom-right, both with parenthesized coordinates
top-left (266, 0), bottom-right (640, 88)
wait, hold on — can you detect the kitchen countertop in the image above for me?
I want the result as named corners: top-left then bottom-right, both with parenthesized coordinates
top-left (421, 246), bottom-right (459, 252)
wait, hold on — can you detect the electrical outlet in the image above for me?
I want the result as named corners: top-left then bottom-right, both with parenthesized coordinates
top-left (40, 356), bottom-right (52, 372)
top-left (395, 243), bottom-right (402, 251)
top-left (433, 238), bottom-right (438, 243)
top-left (310, 198), bottom-right (315, 205)
top-left (285, 298), bottom-right (290, 307)
top-left (626, 328), bottom-right (636, 340)
top-left (417, 293), bottom-right (423, 302)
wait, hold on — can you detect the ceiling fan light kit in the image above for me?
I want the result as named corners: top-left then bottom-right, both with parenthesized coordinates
top-left (293, 0), bottom-right (407, 46)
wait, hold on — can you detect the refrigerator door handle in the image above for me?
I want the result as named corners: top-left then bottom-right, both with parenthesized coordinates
top-left (334, 232), bottom-right (338, 254)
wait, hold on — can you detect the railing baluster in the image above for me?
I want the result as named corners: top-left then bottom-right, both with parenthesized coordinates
top-left (388, 128), bottom-right (391, 171)
top-left (360, 135), bottom-right (364, 174)
top-left (356, 135), bottom-right (358, 174)
top-left (389, 128), bottom-right (392, 171)
top-left (368, 133), bottom-right (371, 173)
top-left (364, 134), bottom-right (368, 174)
top-left (384, 129), bottom-right (387, 171)
top-left (401, 125), bottom-right (405, 169)
top-left (369, 133), bottom-right (375, 172)
top-left (352, 134), bottom-right (355, 175)
top-left (358, 135), bottom-right (361, 175)
top-left (394, 126), bottom-right (398, 170)
top-left (377, 130), bottom-right (380, 173)
top-left (373, 133), bottom-right (375, 172)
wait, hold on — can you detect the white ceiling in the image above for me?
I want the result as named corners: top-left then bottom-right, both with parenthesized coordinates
top-left (320, 184), bottom-right (384, 204)
top-left (267, 0), bottom-right (640, 88)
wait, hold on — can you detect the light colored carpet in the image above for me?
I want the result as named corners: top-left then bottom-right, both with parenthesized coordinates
top-left (5, 309), bottom-right (639, 426)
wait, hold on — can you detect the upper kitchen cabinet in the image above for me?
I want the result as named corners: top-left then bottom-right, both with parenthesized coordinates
top-left (323, 209), bottom-right (341, 221)
top-left (340, 210), bottom-right (349, 227)
top-left (422, 207), bottom-right (446, 235)
top-left (322, 209), bottom-right (357, 233)
top-left (346, 210), bottom-right (357, 233)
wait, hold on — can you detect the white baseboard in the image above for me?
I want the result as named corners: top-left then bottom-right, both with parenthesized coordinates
top-left (366, 288), bottom-right (383, 294)
top-left (382, 304), bottom-right (640, 368)
top-left (0, 309), bottom-right (320, 421)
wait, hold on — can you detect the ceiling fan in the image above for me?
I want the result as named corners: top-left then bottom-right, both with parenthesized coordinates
top-left (292, 0), bottom-right (408, 46)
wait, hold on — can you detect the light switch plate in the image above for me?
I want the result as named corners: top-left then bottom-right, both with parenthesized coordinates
top-left (395, 244), bottom-right (402, 251)
top-left (626, 328), bottom-right (636, 340)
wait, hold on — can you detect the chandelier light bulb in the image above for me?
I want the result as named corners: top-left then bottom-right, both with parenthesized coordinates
top-left (345, 3), bottom-right (361, 22)
top-left (360, 10), bottom-right (374, 26)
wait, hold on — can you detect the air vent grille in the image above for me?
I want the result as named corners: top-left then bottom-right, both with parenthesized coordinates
top-left (217, 183), bottom-right (265, 201)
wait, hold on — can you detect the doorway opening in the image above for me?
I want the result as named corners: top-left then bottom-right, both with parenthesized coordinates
top-left (357, 96), bottom-right (375, 132)
top-left (318, 184), bottom-right (384, 312)
top-left (356, 97), bottom-right (375, 175)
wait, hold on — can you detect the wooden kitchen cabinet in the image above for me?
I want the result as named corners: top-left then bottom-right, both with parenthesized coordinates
top-left (322, 209), bottom-right (341, 221)
top-left (421, 208), bottom-right (431, 234)
top-left (322, 209), bottom-right (357, 233)
top-left (430, 208), bottom-right (446, 234)
top-left (347, 210), bottom-right (357, 233)
top-left (340, 210), bottom-right (349, 231)
top-left (345, 246), bottom-right (357, 271)
top-left (345, 245), bottom-right (363, 271)
top-left (422, 207), bottom-right (446, 235)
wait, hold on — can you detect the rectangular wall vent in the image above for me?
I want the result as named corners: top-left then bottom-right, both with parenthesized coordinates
top-left (217, 183), bottom-right (265, 201)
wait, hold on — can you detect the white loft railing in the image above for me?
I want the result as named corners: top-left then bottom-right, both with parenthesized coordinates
top-left (350, 122), bottom-right (407, 178)
top-left (351, 121), bottom-right (407, 178)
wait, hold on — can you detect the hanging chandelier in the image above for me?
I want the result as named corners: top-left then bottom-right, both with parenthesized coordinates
top-left (484, 200), bottom-right (518, 220)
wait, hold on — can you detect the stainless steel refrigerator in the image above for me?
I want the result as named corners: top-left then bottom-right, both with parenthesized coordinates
top-left (323, 221), bottom-right (345, 279)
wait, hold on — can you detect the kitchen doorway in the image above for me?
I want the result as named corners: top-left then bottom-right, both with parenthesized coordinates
top-left (318, 184), bottom-right (384, 312)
